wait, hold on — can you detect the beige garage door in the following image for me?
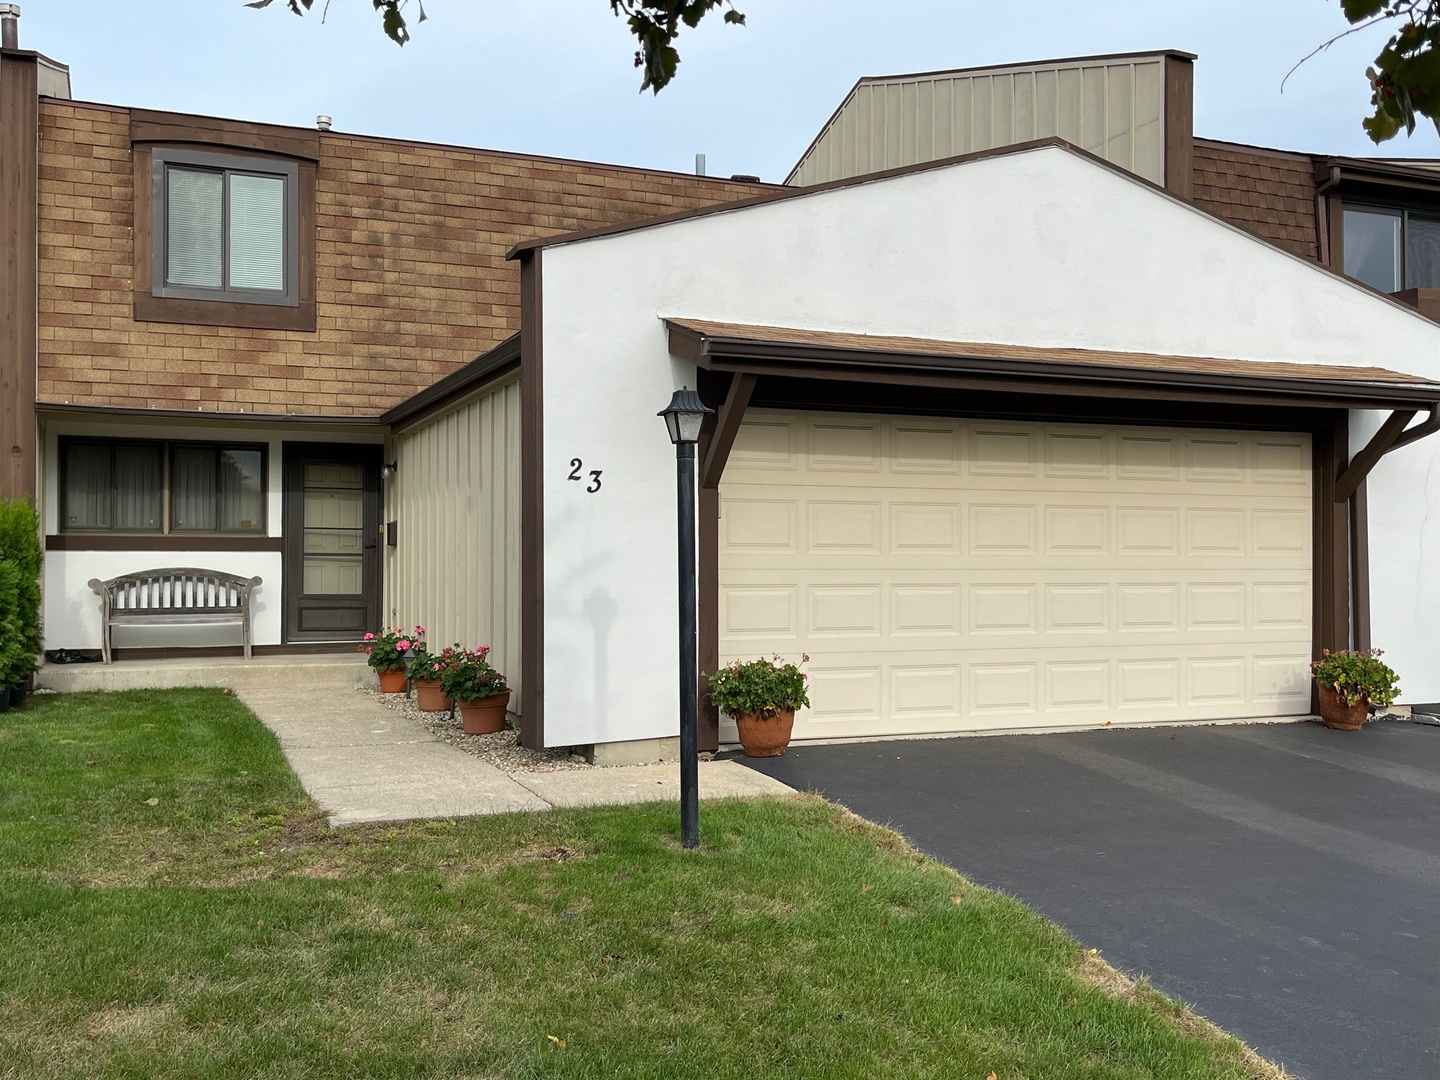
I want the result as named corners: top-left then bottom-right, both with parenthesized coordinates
top-left (718, 410), bottom-right (1313, 743)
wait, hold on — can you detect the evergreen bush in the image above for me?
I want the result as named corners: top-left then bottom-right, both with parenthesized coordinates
top-left (0, 498), bottom-right (42, 688)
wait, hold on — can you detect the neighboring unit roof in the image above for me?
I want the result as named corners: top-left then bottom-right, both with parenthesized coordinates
top-left (508, 138), bottom-right (1134, 258)
top-left (665, 318), bottom-right (1440, 406)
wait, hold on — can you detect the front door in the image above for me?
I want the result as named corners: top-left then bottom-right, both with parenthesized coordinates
top-left (283, 443), bottom-right (382, 643)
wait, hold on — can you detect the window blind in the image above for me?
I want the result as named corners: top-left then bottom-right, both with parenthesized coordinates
top-left (166, 167), bottom-right (224, 288)
top-left (228, 174), bottom-right (286, 291)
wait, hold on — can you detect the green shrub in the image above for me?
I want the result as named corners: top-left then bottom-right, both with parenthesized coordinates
top-left (707, 654), bottom-right (810, 719)
top-left (0, 558), bottom-right (24, 688)
top-left (1311, 648), bottom-right (1401, 707)
top-left (0, 498), bottom-right (40, 688)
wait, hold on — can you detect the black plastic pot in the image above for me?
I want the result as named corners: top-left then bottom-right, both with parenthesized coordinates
top-left (10, 683), bottom-right (26, 710)
top-left (0, 686), bottom-right (11, 714)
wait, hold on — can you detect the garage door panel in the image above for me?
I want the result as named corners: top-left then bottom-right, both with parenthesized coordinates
top-left (720, 411), bottom-right (1312, 741)
top-left (968, 426), bottom-right (1039, 476)
top-left (890, 423), bottom-right (962, 472)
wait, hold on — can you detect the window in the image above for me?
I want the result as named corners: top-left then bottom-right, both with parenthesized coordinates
top-left (151, 148), bottom-right (299, 308)
top-left (60, 439), bottom-right (266, 534)
top-left (1343, 205), bottom-right (1440, 293)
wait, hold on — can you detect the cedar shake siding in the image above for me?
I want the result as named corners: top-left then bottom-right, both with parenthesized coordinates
top-left (37, 100), bottom-right (772, 416)
top-left (1192, 139), bottom-right (1321, 261)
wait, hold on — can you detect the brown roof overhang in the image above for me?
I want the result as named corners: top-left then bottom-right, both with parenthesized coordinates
top-left (382, 333), bottom-right (521, 432)
top-left (665, 318), bottom-right (1440, 411)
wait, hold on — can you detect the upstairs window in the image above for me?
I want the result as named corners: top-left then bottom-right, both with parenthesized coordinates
top-left (151, 148), bottom-right (299, 308)
top-left (1343, 204), bottom-right (1440, 293)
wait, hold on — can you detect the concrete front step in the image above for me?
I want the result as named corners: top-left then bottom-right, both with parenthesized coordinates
top-left (36, 654), bottom-right (377, 694)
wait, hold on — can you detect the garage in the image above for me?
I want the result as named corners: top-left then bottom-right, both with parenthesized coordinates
top-left (719, 410), bottom-right (1313, 741)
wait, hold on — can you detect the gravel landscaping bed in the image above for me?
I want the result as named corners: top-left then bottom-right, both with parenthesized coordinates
top-left (361, 687), bottom-right (590, 773)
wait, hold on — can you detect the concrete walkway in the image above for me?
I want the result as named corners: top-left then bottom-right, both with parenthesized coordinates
top-left (238, 688), bottom-right (793, 826)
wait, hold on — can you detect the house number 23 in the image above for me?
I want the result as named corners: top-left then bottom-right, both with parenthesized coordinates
top-left (568, 458), bottom-right (602, 493)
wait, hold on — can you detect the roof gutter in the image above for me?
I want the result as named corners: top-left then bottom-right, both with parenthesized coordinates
top-left (1315, 162), bottom-right (1342, 267)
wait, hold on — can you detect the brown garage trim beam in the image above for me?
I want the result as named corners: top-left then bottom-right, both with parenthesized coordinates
top-left (700, 373), bottom-right (756, 490)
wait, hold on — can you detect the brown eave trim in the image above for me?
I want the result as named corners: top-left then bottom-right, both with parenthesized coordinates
top-left (382, 334), bottom-right (522, 431)
top-left (46, 534), bottom-right (284, 552)
top-left (508, 137), bottom-right (1139, 259)
top-left (670, 329), bottom-right (1440, 409)
top-left (1314, 154), bottom-right (1440, 191)
top-left (37, 402), bottom-right (388, 428)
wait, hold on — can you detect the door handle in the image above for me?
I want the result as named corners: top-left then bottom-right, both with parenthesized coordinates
top-left (364, 541), bottom-right (378, 550)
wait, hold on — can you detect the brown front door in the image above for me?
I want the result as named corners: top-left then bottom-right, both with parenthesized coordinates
top-left (283, 443), bottom-right (382, 643)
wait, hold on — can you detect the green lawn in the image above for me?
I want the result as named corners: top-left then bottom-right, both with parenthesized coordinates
top-left (0, 690), bottom-right (1282, 1079)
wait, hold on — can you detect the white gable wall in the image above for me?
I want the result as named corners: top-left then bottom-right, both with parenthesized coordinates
top-left (538, 145), bottom-right (1440, 747)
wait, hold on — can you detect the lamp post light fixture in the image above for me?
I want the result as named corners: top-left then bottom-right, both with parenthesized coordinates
top-left (658, 387), bottom-right (714, 850)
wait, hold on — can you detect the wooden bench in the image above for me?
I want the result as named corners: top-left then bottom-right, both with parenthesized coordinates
top-left (88, 568), bottom-right (263, 664)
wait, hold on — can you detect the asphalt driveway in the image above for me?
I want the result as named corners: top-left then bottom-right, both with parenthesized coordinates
top-left (737, 719), bottom-right (1440, 1080)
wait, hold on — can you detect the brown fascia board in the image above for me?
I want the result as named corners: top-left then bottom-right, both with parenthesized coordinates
top-left (382, 334), bottom-right (521, 431)
top-left (666, 320), bottom-right (1440, 410)
top-left (787, 50), bottom-right (1197, 185)
top-left (36, 402), bottom-right (388, 429)
top-left (1311, 153), bottom-right (1440, 190)
top-left (507, 137), bottom-right (1156, 259)
top-left (61, 98), bottom-right (783, 190)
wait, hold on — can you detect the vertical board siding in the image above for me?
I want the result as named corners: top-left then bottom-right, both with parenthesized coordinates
top-left (791, 56), bottom-right (1166, 186)
top-left (385, 374), bottom-right (523, 711)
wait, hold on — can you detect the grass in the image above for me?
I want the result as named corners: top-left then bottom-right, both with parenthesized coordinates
top-left (0, 689), bottom-right (1284, 1079)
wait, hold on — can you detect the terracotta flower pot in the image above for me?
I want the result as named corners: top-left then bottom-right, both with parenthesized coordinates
top-left (412, 678), bottom-right (452, 713)
top-left (1318, 684), bottom-right (1369, 730)
top-left (735, 708), bottom-right (795, 758)
top-left (458, 689), bottom-right (511, 735)
top-left (377, 668), bottom-right (407, 694)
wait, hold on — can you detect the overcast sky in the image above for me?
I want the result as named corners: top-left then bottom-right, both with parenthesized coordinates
top-left (20, 0), bottom-right (1440, 181)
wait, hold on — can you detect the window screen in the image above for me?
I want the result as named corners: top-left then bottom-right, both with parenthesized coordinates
top-left (1344, 207), bottom-right (1402, 293)
top-left (61, 442), bottom-right (162, 532)
top-left (153, 149), bottom-right (298, 307)
top-left (60, 439), bottom-right (264, 535)
top-left (1344, 203), bottom-right (1440, 293)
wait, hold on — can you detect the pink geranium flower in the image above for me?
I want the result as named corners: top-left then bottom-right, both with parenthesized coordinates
top-left (397, 640), bottom-right (411, 651)
top-left (363, 632), bottom-right (375, 640)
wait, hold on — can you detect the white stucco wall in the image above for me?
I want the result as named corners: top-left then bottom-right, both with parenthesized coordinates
top-left (40, 417), bottom-right (383, 652)
top-left (537, 144), bottom-right (1440, 746)
top-left (1358, 410), bottom-right (1440, 702)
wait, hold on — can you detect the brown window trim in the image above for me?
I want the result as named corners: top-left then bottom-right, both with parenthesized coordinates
top-left (132, 137), bottom-right (316, 332)
top-left (45, 534), bottom-right (283, 552)
top-left (59, 435), bottom-right (269, 537)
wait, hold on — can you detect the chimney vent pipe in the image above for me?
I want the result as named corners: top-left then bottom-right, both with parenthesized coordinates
top-left (0, 4), bottom-right (20, 51)
top-left (316, 115), bottom-right (333, 131)
top-left (694, 153), bottom-right (706, 177)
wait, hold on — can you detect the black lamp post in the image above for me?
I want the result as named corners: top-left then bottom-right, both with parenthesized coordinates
top-left (658, 387), bottom-right (713, 850)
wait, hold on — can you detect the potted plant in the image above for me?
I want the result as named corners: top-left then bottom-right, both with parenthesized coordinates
top-left (707, 654), bottom-right (810, 758)
top-left (440, 645), bottom-right (510, 734)
top-left (359, 626), bottom-right (422, 693)
top-left (1311, 648), bottom-right (1401, 730)
top-left (406, 642), bottom-right (455, 713)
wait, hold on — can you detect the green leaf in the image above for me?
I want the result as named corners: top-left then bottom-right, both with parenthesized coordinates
top-left (1341, 0), bottom-right (1390, 21)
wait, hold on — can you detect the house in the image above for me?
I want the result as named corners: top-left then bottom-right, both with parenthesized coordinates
top-left (4, 27), bottom-right (1440, 763)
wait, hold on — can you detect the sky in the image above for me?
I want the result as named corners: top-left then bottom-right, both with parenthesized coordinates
top-left (18, 0), bottom-right (1440, 182)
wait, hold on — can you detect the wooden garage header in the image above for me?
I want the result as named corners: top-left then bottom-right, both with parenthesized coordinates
top-left (664, 317), bottom-right (1440, 411)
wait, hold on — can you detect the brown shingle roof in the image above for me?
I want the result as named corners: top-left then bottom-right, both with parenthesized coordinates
top-left (1192, 140), bottom-right (1320, 261)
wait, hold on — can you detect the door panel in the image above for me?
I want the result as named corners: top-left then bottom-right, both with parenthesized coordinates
top-left (719, 411), bottom-right (1314, 742)
top-left (284, 444), bottom-right (381, 642)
